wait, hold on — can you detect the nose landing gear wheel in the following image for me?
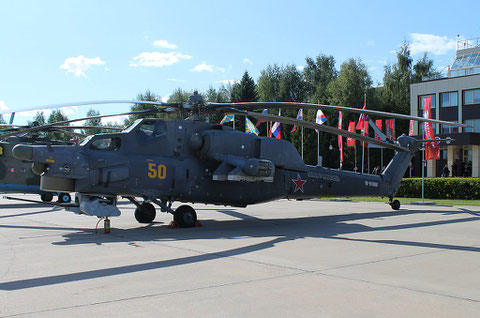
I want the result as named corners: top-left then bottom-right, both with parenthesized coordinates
top-left (135, 202), bottom-right (156, 223)
top-left (174, 205), bottom-right (197, 228)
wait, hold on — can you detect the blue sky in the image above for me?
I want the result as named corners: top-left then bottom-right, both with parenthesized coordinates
top-left (0, 0), bottom-right (479, 125)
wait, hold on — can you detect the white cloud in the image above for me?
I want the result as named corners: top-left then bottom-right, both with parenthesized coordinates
top-left (190, 61), bottom-right (225, 73)
top-left (243, 58), bottom-right (253, 65)
top-left (0, 100), bottom-right (8, 111)
top-left (161, 96), bottom-right (169, 103)
top-left (410, 33), bottom-right (456, 55)
top-left (130, 52), bottom-right (192, 67)
top-left (297, 65), bottom-right (305, 71)
top-left (153, 40), bottom-right (178, 49)
top-left (62, 106), bottom-right (79, 116)
top-left (367, 40), bottom-right (375, 46)
top-left (167, 78), bottom-right (185, 82)
top-left (60, 56), bottom-right (106, 77)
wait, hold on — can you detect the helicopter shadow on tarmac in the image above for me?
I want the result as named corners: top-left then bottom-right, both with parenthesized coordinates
top-left (0, 206), bottom-right (479, 291)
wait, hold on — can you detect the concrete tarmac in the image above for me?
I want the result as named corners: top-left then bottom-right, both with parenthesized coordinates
top-left (0, 195), bottom-right (479, 317)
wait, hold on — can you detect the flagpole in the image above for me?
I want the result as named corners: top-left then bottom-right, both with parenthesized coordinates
top-left (422, 145), bottom-right (425, 203)
top-left (301, 127), bottom-right (304, 159)
top-left (354, 143), bottom-right (358, 172)
top-left (317, 132), bottom-right (320, 166)
top-left (361, 137), bottom-right (365, 174)
top-left (367, 146), bottom-right (370, 173)
top-left (381, 148), bottom-right (384, 171)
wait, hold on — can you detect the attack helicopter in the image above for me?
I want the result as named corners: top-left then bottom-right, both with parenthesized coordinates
top-left (0, 120), bottom-right (122, 203)
top-left (9, 93), bottom-right (465, 227)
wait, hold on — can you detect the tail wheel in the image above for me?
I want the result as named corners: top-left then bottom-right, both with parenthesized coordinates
top-left (390, 199), bottom-right (400, 210)
top-left (174, 205), bottom-right (197, 228)
top-left (40, 193), bottom-right (53, 202)
top-left (58, 193), bottom-right (71, 203)
top-left (134, 202), bottom-right (156, 223)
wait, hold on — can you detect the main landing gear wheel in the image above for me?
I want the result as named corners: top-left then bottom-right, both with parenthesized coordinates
top-left (57, 193), bottom-right (71, 203)
top-left (174, 205), bottom-right (197, 228)
top-left (390, 199), bottom-right (401, 210)
top-left (134, 202), bottom-right (156, 223)
top-left (40, 193), bottom-right (53, 202)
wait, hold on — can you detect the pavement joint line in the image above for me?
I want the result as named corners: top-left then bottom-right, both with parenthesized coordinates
top-left (316, 239), bottom-right (480, 273)
top-left (0, 272), bottom-right (307, 318)
top-left (314, 271), bottom-right (480, 303)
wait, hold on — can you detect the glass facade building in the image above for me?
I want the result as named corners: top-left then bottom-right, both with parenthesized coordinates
top-left (410, 37), bottom-right (480, 177)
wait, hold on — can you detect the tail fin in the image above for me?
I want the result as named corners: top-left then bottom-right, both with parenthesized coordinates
top-left (382, 135), bottom-right (420, 198)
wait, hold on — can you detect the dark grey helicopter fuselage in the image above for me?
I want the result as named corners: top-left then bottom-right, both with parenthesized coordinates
top-left (13, 118), bottom-right (418, 207)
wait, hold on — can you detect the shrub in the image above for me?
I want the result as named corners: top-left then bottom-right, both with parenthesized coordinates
top-left (396, 178), bottom-right (480, 200)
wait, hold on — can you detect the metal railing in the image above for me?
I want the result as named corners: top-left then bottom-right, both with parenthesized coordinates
top-left (457, 37), bottom-right (480, 50)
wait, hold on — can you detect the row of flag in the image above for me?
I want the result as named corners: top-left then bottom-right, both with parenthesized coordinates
top-left (219, 110), bottom-right (394, 143)
top-left (220, 95), bottom-right (440, 164)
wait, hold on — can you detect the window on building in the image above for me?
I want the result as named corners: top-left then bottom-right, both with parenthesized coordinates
top-left (463, 119), bottom-right (480, 132)
top-left (464, 148), bottom-right (472, 164)
top-left (418, 94), bottom-right (436, 110)
top-left (464, 89), bottom-right (480, 105)
top-left (440, 149), bottom-right (448, 160)
top-left (441, 124), bottom-right (459, 134)
top-left (440, 92), bottom-right (458, 107)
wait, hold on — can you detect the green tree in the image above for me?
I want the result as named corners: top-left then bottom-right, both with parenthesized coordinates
top-left (412, 53), bottom-right (441, 83)
top-left (303, 54), bottom-right (337, 104)
top-left (231, 71), bottom-right (257, 102)
top-left (230, 71), bottom-right (257, 131)
top-left (83, 109), bottom-right (102, 135)
top-left (47, 110), bottom-right (70, 141)
top-left (28, 111), bottom-right (46, 126)
top-left (257, 63), bottom-right (308, 161)
top-left (126, 90), bottom-right (160, 125)
top-left (204, 85), bottom-right (231, 124)
top-left (324, 58), bottom-right (372, 170)
top-left (167, 88), bottom-right (192, 103)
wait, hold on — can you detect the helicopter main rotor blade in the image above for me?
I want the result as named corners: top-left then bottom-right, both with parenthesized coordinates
top-left (212, 102), bottom-right (467, 128)
top-left (233, 109), bottom-right (410, 152)
top-left (0, 109), bottom-right (156, 139)
top-left (0, 100), bottom-right (180, 115)
top-left (48, 129), bottom-right (87, 138)
top-left (50, 125), bottom-right (123, 130)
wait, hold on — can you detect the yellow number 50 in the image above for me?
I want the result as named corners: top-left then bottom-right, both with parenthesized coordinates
top-left (148, 163), bottom-right (167, 179)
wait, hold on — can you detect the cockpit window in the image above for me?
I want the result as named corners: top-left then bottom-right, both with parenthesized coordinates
top-left (136, 120), bottom-right (166, 143)
top-left (139, 123), bottom-right (155, 136)
top-left (79, 135), bottom-right (93, 146)
top-left (89, 137), bottom-right (121, 151)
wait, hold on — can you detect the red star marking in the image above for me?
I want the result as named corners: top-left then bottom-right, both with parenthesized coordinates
top-left (292, 173), bottom-right (307, 193)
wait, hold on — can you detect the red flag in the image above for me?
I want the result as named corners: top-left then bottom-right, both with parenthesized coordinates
top-left (409, 120), bottom-right (414, 136)
top-left (338, 111), bottom-right (343, 163)
top-left (423, 96), bottom-right (440, 160)
top-left (374, 119), bottom-right (382, 140)
top-left (347, 122), bottom-right (356, 147)
top-left (385, 119), bottom-right (395, 141)
top-left (360, 119), bottom-right (369, 147)
top-left (356, 95), bottom-right (367, 130)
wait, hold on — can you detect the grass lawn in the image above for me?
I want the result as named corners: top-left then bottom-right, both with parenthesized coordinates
top-left (332, 197), bottom-right (480, 206)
